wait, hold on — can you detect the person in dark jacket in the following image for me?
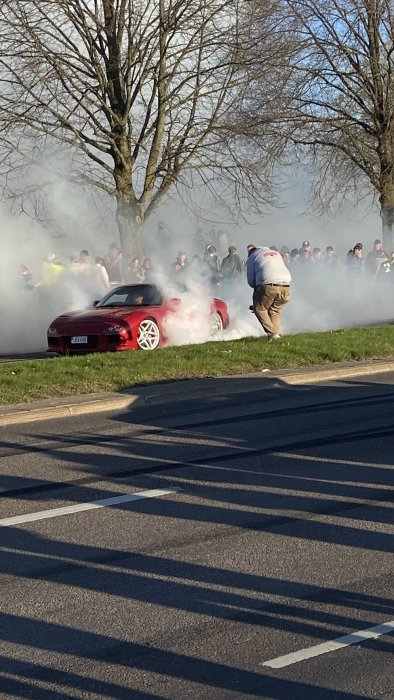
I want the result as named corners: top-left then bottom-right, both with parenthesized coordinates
top-left (365, 239), bottom-right (388, 277)
top-left (170, 250), bottom-right (190, 279)
top-left (104, 242), bottom-right (124, 286)
top-left (346, 243), bottom-right (365, 275)
top-left (221, 245), bottom-right (243, 280)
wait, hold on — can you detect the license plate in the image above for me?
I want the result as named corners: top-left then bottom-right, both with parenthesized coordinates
top-left (71, 335), bottom-right (88, 344)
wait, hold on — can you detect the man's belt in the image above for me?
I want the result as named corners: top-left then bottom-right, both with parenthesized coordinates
top-left (261, 282), bottom-right (290, 287)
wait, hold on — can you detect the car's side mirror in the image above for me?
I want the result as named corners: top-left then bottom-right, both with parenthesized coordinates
top-left (93, 300), bottom-right (100, 307)
top-left (169, 297), bottom-right (181, 305)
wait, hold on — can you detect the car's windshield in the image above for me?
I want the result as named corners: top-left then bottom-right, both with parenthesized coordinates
top-left (96, 284), bottom-right (163, 308)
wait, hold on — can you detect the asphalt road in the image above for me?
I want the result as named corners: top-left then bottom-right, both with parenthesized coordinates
top-left (0, 371), bottom-right (393, 699)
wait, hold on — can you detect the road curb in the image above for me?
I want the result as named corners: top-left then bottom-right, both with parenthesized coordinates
top-left (1, 359), bottom-right (394, 426)
top-left (281, 360), bottom-right (394, 384)
top-left (0, 394), bottom-right (139, 426)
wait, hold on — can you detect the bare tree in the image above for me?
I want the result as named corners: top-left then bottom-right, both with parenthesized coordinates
top-left (249, 0), bottom-right (394, 245)
top-left (0, 0), bottom-right (286, 259)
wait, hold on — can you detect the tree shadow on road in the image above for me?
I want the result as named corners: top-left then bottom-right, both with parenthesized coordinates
top-left (0, 375), bottom-right (393, 697)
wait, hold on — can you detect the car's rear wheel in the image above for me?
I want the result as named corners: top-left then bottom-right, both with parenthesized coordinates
top-left (209, 311), bottom-right (223, 336)
top-left (137, 318), bottom-right (161, 350)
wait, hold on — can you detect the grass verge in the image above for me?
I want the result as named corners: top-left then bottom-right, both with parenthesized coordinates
top-left (1, 325), bottom-right (394, 405)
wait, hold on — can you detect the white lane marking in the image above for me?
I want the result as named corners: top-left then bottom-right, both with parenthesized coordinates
top-left (262, 620), bottom-right (394, 669)
top-left (0, 488), bottom-right (179, 527)
top-left (271, 451), bottom-right (394, 471)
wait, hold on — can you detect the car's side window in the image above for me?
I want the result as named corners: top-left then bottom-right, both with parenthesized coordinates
top-left (125, 294), bottom-right (144, 305)
top-left (106, 293), bottom-right (129, 305)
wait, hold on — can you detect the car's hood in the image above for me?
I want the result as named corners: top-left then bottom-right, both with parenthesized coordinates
top-left (55, 306), bottom-right (147, 323)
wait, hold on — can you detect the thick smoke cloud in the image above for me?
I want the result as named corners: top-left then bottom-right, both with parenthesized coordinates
top-left (0, 193), bottom-right (388, 356)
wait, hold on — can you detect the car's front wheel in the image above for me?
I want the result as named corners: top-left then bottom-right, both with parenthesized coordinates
top-left (209, 311), bottom-right (223, 336)
top-left (137, 318), bottom-right (161, 350)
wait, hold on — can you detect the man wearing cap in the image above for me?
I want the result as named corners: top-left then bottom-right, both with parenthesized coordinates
top-left (299, 240), bottom-right (313, 264)
top-left (246, 245), bottom-right (291, 341)
top-left (203, 244), bottom-right (222, 286)
top-left (366, 239), bottom-right (388, 276)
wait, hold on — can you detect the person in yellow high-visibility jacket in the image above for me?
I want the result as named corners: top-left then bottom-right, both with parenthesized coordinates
top-left (36, 253), bottom-right (65, 287)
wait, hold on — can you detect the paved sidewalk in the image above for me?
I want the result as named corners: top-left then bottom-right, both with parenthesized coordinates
top-left (1, 357), bottom-right (394, 426)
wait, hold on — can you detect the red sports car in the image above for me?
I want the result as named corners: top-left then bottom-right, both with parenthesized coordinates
top-left (47, 283), bottom-right (229, 354)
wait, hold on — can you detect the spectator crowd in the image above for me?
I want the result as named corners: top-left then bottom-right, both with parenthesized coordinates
top-left (19, 225), bottom-right (394, 307)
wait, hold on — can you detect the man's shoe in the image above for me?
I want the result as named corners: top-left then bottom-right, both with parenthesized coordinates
top-left (268, 334), bottom-right (281, 342)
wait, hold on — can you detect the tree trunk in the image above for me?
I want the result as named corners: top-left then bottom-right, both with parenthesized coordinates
top-left (379, 172), bottom-right (394, 250)
top-left (380, 204), bottom-right (394, 251)
top-left (378, 139), bottom-right (394, 250)
top-left (116, 198), bottom-right (144, 264)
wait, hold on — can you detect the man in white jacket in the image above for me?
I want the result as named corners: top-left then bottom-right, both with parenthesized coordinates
top-left (246, 245), bottom-right (291, 341)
